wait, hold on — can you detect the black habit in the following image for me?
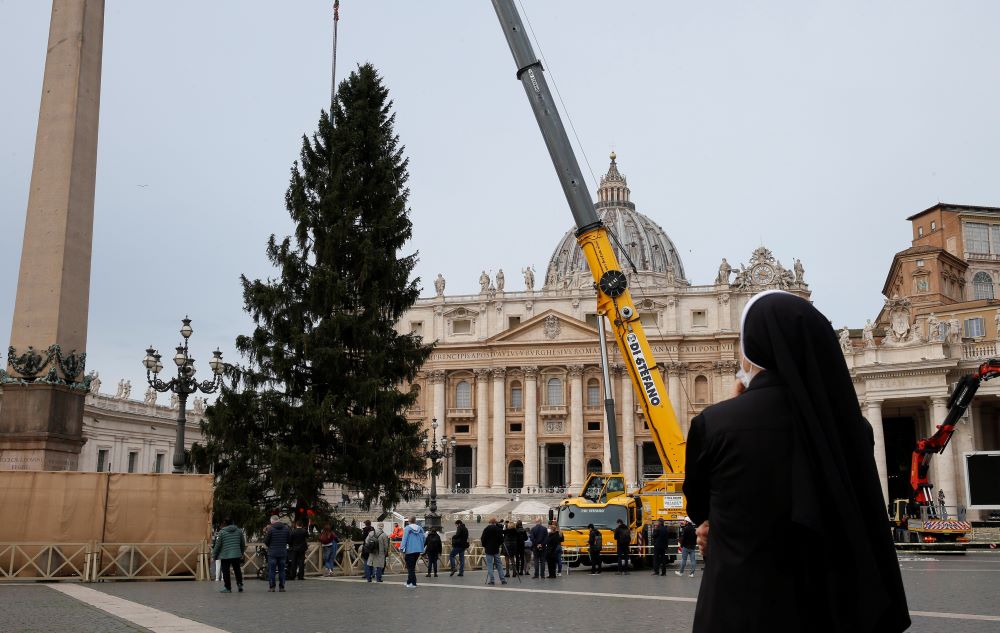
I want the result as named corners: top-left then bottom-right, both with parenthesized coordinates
top-left (683, 292), bottom-right (910, 633)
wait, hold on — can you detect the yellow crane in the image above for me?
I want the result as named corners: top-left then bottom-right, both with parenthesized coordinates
top-left (491, 1), bottom-right (688, 566)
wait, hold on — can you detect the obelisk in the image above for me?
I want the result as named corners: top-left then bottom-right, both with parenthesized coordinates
top-left (0, 0), bottom-right (105, 471)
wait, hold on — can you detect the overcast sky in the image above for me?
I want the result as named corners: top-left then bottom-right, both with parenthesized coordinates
top-left (2, 1), bottom-right (999, 401)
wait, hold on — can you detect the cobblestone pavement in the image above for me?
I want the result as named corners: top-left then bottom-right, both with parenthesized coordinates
top-left (0, 585), bottom-right (149, 633)
top-left (5, 554), bottom-right (1000, 632)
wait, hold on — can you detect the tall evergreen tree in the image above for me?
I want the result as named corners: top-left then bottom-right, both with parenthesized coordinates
top-left (203, 64), bottom-right (433, 527)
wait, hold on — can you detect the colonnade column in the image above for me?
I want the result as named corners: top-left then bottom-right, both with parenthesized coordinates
top-left (474, 368), bottom-right (490, 492)
top-left (431, 370), bottom-right (446, 428)
top-left (563, 441), bottom-right (571, 488)
top-left (569, 365), bottom-right (585, 489)
top-left (523, 367), bottom-right (539, 488)
top-left (953, 406), bottom-right (977, 509)
top-left (619, 364), bottom-right (636, 487)
top-left (636, 441), bottom-right (644, 484)
top-left (539, 443), bottom-right (546, 488)
top-left (864, 399), bottom-right (889, 505)
top-left (931, 397), bottom-right (957, 510)
top-left (491, 368), bottom-right (507, 490)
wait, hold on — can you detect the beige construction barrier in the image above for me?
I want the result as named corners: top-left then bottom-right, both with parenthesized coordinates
top-left (0, 471), bottom-right (212, 581)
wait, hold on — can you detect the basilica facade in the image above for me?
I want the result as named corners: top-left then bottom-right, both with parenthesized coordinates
top-left (399, 156), bottom-right (811, 493)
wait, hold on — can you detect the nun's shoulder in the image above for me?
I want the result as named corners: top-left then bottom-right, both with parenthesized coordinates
top-left (698, 385), bottom-right (791, 434)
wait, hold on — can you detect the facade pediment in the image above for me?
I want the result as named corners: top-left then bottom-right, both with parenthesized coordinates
top-left (487, 309), bottom-right (601, 344)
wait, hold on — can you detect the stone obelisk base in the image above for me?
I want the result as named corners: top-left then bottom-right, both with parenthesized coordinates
top-left (0, 384), bottom-right (86, 471)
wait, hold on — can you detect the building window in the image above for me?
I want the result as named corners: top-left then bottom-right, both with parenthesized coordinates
top-left (587, 420), bottom-right (601, 432)
top-left (917, 226), bottom-right (924, 238)
top-left (97, 449), bottom-right (109, 473)
top-left (452, 319), bottom-right (472, 334)
top-left (509, 422), bottom-right (523, 433)
top-left (586, 458), bottom-right (603, 474)
top-left (153, 453), bottom-right (165, 474)
top-left (510, 381), bottom-right (523, 409)
top-left (916, 259), bottom-right (924, 267)
top-left (454, 424), bottom-right (471, 434)
top-left (455, 380), bottom-right (471, 408)
top-left (586, 379), bottom-right (600, 407)
top-left (127, 451), bottom-right (138, 473)
top-left (410, 321), bottom-right (423, 337)
top-left (965, 317), bottom-right (985, 338)
top-left (691, 310), bottom-right (706, 327)
top-left (639, 312), bottom-right (658, 329)
top-left (931, 221), bottom-right (937, 231)
top-left (965, 222), bottom-right (991, 254)
top-left (973, 272), bottom-right (994, 300)
top-left (585, 313), bottom-right (600, 329)
top-left (508, 316), bottom-right (521, 329)
top-left (546, 378), bottom-right (563, 406)
top-left (694, 375), bottom-right (709, 403)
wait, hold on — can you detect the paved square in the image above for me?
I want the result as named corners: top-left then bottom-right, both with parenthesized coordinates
top-left (3, 554), bottom-right (1000, 633)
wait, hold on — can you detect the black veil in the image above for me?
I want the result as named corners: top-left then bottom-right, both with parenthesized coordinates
top-left (741, 291), bottom-right (909, 631)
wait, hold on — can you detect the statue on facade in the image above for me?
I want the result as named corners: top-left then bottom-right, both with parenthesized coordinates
top-left (839, 327), bottom-right (852, 354)
top-left (144, 386), bottom-right (157, 406)
top-left (192, 397), bottom-right (205, 415)
top-left (863, 320), bottom-right (876, 349)
top-left (947, 318), bottom-right (962, 344)
top-left (495, 269), bottom-right (505, 292)
top-left (114, 379), bottom-right (124, 399)
top-left (545, 260), bottom-right (558, 288)
top-left (927, 313), bottom-right (941, 341)
top-left (776, 261), bottom-right (795, 289)
top-left (794, 258), bottom-right (805, 284)
top-left (479, 270), bottom-right (490, 293)
top-left (434, 273), bottom-right (445, 297)
top-left (522, 266), bottom-right (535, 291)
top-left (170, 393), bottom-right (179, 410)
top-left (88, 371), bottom-right (101, 395)
top-left (716, 258), bottom-right (731, 284)
top-left (121, 380), bottom-right (131, 400)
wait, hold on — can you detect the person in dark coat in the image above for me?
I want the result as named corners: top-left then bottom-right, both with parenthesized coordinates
top-left (514, 520), bottom-right (528, 576)
top-left (613, 519), bottom-right (630, 575)
top-left (587, 524), bottom-right (603, 575)
top-left (502, 520), bottom-right (520, 576)
top-left (449, 519), bottom-right (469, 577)
top-left (543, 524), bottom-right (562, 578)
top-left (677, 518), bottom-right (697, 577)
top-left (683, 290), bottom-right (910, 633)
top-left (529, 519), bottom-right (548, 579)
top-left (263, 516), bottom-right (290, 592)
top-left (287, 520), bottom-right (309, 581)
top-left (651, 519), bottom-right (670, 576)
top-left (424, 527), bottom-right (443, 577)
top-left (480, 517), bottom-right (507, 585)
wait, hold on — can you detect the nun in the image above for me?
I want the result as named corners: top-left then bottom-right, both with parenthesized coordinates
top-left (683, 290), bottom-right (910, 632)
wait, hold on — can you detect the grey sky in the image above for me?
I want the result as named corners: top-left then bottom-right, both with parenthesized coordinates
top-left (2, 1), bottom-right (999, 400)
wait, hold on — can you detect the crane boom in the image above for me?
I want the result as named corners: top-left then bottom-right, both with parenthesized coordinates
top-left (490, 0), bottom-right (685, 475)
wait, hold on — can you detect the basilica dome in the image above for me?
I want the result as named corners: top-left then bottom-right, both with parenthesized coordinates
top-left (543, 154), bottom-right (687, 289)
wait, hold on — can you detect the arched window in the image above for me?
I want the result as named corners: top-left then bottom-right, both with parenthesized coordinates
top-left (510, 381), bottom-right (523, 409)
top-left (586, 378), bottom-right (601, 407)
top-left (547, 378), bottom-right (563, 406)
top-left (455, 380), bottom-right (471, 408)
top-left (973, 271), bottom-right (994, 300)
top-left (586, 458), bottom-right (603, 474)
top-left (694, 375), bottom-right (709, 403)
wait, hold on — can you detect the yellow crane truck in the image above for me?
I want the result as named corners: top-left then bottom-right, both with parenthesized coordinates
top-left (491, 0), bottom-right (690, 568)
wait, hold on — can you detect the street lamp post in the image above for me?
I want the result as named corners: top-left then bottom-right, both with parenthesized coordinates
top-left (143, 316), bottom-right (225, 474)
top-left (421, 418), bottom-right (456, 531)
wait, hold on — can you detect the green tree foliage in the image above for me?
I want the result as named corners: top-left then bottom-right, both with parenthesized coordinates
top-left (202, 64), bottom-right (433, 529)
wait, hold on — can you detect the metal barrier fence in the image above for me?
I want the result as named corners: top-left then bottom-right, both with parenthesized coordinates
top-left (0, 541), bottom-right (209, 581)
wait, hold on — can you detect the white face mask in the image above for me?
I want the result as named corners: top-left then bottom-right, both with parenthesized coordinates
top-left (736, 366), bottom-right (754, 389)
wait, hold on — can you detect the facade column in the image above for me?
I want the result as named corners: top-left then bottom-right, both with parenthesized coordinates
top-left (568, 365), bottom-right (585, 489)
top-left (563, 441), bottom-right (571, 489)
top-left (678, 364), bottom-right (689, 435)
top-left (539, 443), bottom-right (546, 488)
top-left (431, 370), bottom-right (446, 427)
top-left (491, 368), bottom-right (507, 490)
top-left (471, 446), bottom-right (477, 489)
top-left (522, 367), bottom-right (539, 488)
top-left (718, 292), bottom-right (732, 331)
top-left (636, 441), bottom-right (644, 484)
top-left (667, 363), bottom-right (683, 435)
top-left (474, 368), bottom-right (491, 492)
top-left (864, 399), bottom-right (889, 505)
top-left (619, 364), bottom-right (636, 488)
top-left (931, 397), bottom-right (957, 511)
